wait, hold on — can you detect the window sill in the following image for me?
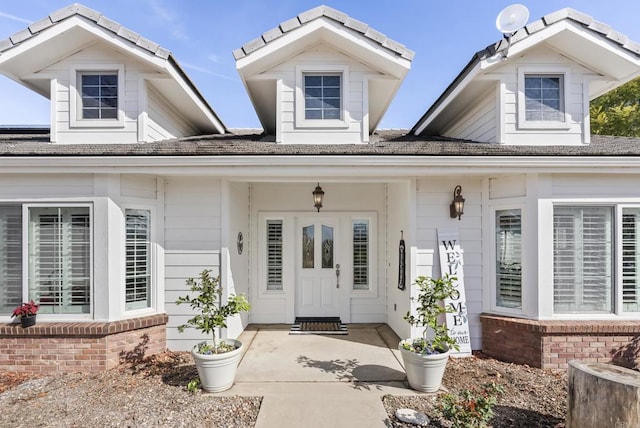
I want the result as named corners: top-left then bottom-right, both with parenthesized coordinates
top-left (295, 119), bottom-right (349, 129)
top-left (70, 118), bottom-right (125, 129)
top-left (518, 121), bottom-right (571, 130)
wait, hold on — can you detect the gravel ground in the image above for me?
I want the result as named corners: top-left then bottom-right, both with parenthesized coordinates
top-left (1, 351), bottom-right (568, 428)
top-left (383, 352), bottom-right (567, 427)
top-left (0, 352), bottom-right (261, 428)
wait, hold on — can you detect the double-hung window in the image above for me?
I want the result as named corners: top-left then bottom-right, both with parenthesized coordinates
top-left (518, 68), bottom-right (569, 128)
top-left (80, 72), bottom-right (118, 120)
top-left (125, 209), bottom-right (151, 310)
top-left (304, 74), bottom-right (341, 120)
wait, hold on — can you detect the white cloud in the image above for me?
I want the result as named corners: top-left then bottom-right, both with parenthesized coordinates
top-left (0, 11), bottom-right (31, 24)
top-left (180, 62), bottom-right (239, 83)
top-left (145, 0), bottom-right (188, 41)
top-left (208, 54), bottom-right (221, 64)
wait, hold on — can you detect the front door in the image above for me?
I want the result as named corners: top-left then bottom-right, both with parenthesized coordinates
top-left (296, 218), bottom-right (339, 317)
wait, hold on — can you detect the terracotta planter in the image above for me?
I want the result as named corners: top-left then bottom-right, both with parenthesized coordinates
top-left (191, 339), bottom-right (243, 393)
top-left (399, 341), bottom-right (450, 393)
top-left (20, 314), bottom-right (37, 328)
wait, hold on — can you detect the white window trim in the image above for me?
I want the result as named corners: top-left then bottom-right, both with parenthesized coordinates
top-left (123, 205), bottom-right (156, 315)
top-left (489, 204), bottom-right (526, 316)
top-left (69, 63), bottom-right (125, 128)
top-left (348, 214), bottom-right (377, 298)
top-left (517, 66), bottom-right (571, 130)
top-left (541, 201), bottom-right (640, 319)
top-left (295, 64), bottom-right (350, 129)
top-left (22, 203), bottom-right (94, 320)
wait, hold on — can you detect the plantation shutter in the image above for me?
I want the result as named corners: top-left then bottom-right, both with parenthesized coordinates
top-left (125, 209), bottom-right (151, 310)
top-left (266, 220), bottom-right (283, 291)
top-left (353, 220), bottom-right (369, 290)
top-left (28, 207), bottom-right (91, 314)
top-left (622, 208), bottom-right (640, 312)
top-left (495, 209), bottom-right (522, 309)
top-left (553, 206), bottom-right (612, 313)
top-left (0, 206), bottom-right (22, 314)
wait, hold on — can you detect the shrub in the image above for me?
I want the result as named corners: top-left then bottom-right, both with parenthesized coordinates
top-left (438, 382), bottom-right (504, 428)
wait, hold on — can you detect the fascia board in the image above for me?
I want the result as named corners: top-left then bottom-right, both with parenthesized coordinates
top-left (0, 17), bottom-right (166, 70)
top-left (236, 18), bottom-right (410, 78)
top-left (4, 155), bottom-right (640, 176)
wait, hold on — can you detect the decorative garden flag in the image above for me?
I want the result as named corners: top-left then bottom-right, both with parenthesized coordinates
top-left (437, 228), bottom-right (472, 357)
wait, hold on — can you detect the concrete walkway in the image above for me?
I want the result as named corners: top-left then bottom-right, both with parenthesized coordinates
top-left (219, 324), bottom-right (421, 428)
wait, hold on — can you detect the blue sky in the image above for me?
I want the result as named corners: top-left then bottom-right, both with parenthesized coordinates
top-left (1, 1), bottom-right (639, 129)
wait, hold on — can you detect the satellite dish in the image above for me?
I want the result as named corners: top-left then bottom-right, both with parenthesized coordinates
top-left (496, 4), bottom-right (529, 35)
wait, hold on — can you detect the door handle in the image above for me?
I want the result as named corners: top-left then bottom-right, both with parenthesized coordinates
top-left (335, 264), bottom-right (340, 288)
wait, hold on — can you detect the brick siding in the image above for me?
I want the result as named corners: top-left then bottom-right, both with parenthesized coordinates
top-left (0, 314), bottom-right (168, 373)
top-left (480, 314), bottom-right (640, 369)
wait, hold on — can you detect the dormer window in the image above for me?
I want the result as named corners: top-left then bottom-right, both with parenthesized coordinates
top-left (69, 64), bottom-right (125, 128)
top-left (517, 67), bottom-right (570, 129)
top-left (304, 74), bottom-right (341, 120)
top-left (524, 75), bottom-right (563, 122)
top-left (80, 73), bottom-right (118, 120)
top-left (295, 65), bottom-right (349, 129)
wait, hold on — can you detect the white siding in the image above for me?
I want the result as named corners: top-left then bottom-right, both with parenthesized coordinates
top-left (164, 177), bottom-right (223, 350)
top-left (270, 46), bottom-right (374, 144)
top-left (415, 178), bottom-right (483, 350)
top-left (145, 83), bottom-right (197, 141)
top-left (489, 175), bottom-right (526, 199)
top-left (443, 88), bottom-right (497, 143)
top-left (121, 175), bottom-right (157, 199)
top-left (0, 174), bottom-right (93, 198)
top-left (552, 174), bottom-right (640, 198)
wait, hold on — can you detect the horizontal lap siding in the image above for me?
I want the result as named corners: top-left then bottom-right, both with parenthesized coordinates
top-left (552, 174), bottom-right (640, 198)
top-left (443, 89), bottom-right (497, 143)
top-left (145, 83), bottom-right (196, 141)
top-left (0, 175), bottom-right (93, 198)
top-left (415, 178), bottom-right (483, 349)
top-left (164, 177), bottom-right (222, 350)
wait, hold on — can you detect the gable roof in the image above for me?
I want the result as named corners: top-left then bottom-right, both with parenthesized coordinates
top-left (234, 5), bottom-right (413, 136)
top-left (232, 5), bottom-right (415, 62)
top-left (412, 7), bottom-right (640, 136)
top-left (0, 3), bottom-right (226, 134)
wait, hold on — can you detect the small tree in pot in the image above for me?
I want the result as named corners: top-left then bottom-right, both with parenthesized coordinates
top-left (176, 269), bottom-right (250, 392)
top-left (399, 274), bottom-right (460, 392)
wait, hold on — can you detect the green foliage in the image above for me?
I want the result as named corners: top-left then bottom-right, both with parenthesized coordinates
top-left (186, 378), bottom-right (201, 394)
top-left (590, 77), bottom-right (640, 137)
top-left (438, 382), bottom-right (504, 428)
top-left (402, 274), bottom-right (460, 354)
top-left (175, 269), bottom-right (250, 353)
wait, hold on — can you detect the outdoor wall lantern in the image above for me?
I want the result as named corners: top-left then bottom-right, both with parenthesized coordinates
top-left (450, 185), bottom-right (465, 220)
top-left (313, 183), bottom-right (324, 212)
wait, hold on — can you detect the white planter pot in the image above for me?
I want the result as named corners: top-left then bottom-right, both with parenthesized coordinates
top-left (399, 340), bottom-right (450, 393)
top-left (191, 339), bottom-right (243, 393)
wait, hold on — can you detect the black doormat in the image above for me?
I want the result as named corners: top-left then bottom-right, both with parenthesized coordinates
top-left (290, 317), bottom-right (348, 335)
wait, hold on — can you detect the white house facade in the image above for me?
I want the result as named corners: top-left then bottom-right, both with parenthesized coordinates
top-left (0, 4), bottom-right (639, 372)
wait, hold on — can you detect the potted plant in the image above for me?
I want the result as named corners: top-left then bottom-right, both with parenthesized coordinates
top-left (11, 300), bottom-right (39, 328)
top-left (176, 269), bottom-right (250, 393)
top-left (399, 274), bottom-right (460, 392)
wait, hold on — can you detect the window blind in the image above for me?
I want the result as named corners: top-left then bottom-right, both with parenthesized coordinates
top-left (0, 206), bottom-right (22, 314)
top-left (496, 209), bottom-right (522, 309)
top-left (28, 207), bottom-right (91, 314)
top-left (553, 206), bottom-right (612, 313)
top-left (266, 220), bottom-right (283, 291)
top-left (125, 209), bottom-right (151, 310)
top-left (622, 208), bottom-right (640, 312)
top-left (353, 220), bottom-right (369, 290)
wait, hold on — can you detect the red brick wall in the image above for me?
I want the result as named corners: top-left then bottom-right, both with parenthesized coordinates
top-left (0, 314), bottom-right (167, 373)
top-left (481, 314), bottom-right (640, 369)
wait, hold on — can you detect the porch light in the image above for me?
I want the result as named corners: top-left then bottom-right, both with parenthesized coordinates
top-left (450, 185), bottom-right (465, 220)
top-left (313, 183), bottom-right (324, 212)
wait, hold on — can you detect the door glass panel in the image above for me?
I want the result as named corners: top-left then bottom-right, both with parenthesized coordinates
top-left (322, 225), bottom-right (334, 268)
top-left (302, 225), bottom-right (314, 268)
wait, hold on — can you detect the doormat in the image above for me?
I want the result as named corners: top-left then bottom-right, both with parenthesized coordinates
top-left (290, 317), bottom-right (348, 335)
